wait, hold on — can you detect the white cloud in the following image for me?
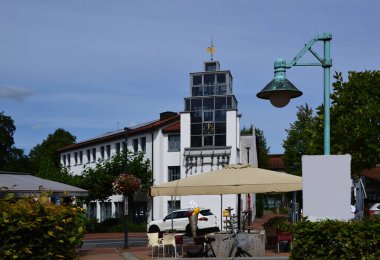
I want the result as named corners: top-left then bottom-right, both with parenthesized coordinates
top-left (0, 85), bottom-right (34, 101)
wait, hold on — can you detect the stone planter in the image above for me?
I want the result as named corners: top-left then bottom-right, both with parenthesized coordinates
top-left (208, 230), bottom-right (265, 257)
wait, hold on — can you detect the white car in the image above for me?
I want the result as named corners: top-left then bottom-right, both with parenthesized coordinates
top-left (369, 203), bottom-right (380, 215)
top-left (147, 208), bottom-right (219, 236)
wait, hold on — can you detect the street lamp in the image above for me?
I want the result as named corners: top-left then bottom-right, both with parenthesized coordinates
top-left (257, 33), bottom-right (332, 155)
top-left (123, 127), bottom-right (129, 248)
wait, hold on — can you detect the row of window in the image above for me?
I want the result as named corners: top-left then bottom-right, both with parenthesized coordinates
top-left (62, 142), bottom-right (123, 167)
top-left (185, 96), bottom-right (237, 111)
top-left (62, 135), bottom-right (181, 167)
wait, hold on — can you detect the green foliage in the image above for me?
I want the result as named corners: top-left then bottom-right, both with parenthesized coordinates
top-left (286, 217), bottom-right (380, 259)
top-left (282, 104), bottom-right (319, 176)
top-left (85, 217), bottom-right (146, 233)
top-left (283, 71), bottom-right (380, 178)
top-left (0, 111), bottom-right (30, 172)
top-left (29, 128), bottom-right (76, 174)
top-left (256, 193), bottom-right (264, 218)
top-left (256, 128), bottom-right (270, 169)
top-left (80, 151), bottom-right (153, 202)
top-left (0, 194), bottom-right (86, 259)
top-left (329, 71), bottom-right (380, 176)
top-left (241, 125), bottom-right (270, 168)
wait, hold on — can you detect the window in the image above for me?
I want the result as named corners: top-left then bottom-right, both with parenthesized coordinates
top-left (100, 202), bottom-right (112, 222)
top-left (74, 152), bottom-right (78, 165)
top-left (215, 122), bottom-right (226, 134)
top-left (140, 137), bottom-right (146, 153)
top-left (86, 149), bottom-right (91, 163)
top-left (167, 200), bottom-right (180, 213)
top-left (191, 123), bottom-right (202, 135)
top-left (192, 86), bottom-right (203, 96)
top-left (100, 146), bottom-right (105, 161)
top-left (114, 202), bottom-right (124, 218)
top-left (217, 73), bottom-right (226, 83)
top-left (92, 148), bottom-right (96, 162)
top-left (204, 74), bottom-right (214, 85)
top-left (190, 111), bottom-right (202, 122)
top-left (191, 136), bottom-right (202, 147)
top-left (106, 145), bottom-right (111, 160)
top-left (205, 62), bottom-right (216, 72)
top-left (133, 139), bottom-right (138, 153)
top-left (67, 154), bottom-right (71, 166)
top-left (192, 75), bottom-right (202, 85)
top-left (88, 202), bottom-right (97, 219)
top-left (203, 98), bottom-right (214, 110)
top-left (204, 135), bottom-right (213, 146)
top-left (215, 135), bottom-right (226, 146)
top-left (168, 135), bottom-right (180, 151)
top-left (215, 110), bottom-right (226, 121)
top-left (168, 166), bottom-right (180, 181)
top-left (79, 151), bottom-right (83, 165)
top-left (203, 111), bottom-right (213, 122)
top-left (62, 155), bottom-right (66, 167)
top-left (115, 142), bottom-right (121, 153)
top-left (191, 99), bottom-right (202, 111)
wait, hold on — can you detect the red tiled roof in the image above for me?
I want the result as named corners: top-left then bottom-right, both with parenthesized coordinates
top-left (361, 166), bottom-right (380, 181)
top-left (58, 114), bottom-right (180, 152)
top-left (268, 154), bottom-right (284, 170)
top-left (162, 121), bottom-right (180, 133)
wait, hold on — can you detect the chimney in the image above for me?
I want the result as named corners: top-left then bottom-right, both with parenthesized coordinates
top-left (160, 111), bottom-right (177, 120)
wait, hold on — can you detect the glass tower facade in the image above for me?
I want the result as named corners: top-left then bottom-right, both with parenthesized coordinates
top-left (184, 61), bottom-right (238, 148)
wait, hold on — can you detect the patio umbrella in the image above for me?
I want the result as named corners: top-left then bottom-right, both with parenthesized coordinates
top-left (150, 164), bottom-right (302, 196)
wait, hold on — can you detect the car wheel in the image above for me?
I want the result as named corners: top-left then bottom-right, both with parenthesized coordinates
top-left (148, 225), bottom-right (160, 233)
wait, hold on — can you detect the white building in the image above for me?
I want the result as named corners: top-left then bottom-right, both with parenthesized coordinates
top-left (59, 60), bottom-right (257, 229)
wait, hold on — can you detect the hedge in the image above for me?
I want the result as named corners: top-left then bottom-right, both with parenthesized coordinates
top-left (285, 216), bottom-right (380, 259)
top-left (0, 194), bottom-right (86, 259)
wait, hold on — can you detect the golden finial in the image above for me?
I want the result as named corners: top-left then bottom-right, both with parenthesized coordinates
top-left (206, 38), bottom-right (215, 61)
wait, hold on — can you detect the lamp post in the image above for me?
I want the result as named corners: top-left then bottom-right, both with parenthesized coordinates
top-left (257, 33), bottom-right (332, 155)
top-left (123, 127), bottom-right (129, 248)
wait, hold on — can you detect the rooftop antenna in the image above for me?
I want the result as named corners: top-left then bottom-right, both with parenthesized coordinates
top-left (206, 38), bottom-right (215, 61)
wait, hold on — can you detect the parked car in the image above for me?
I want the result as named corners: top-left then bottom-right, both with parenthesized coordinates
top-left (147, 208), bottom-right (219, 236)
top-left (369, 203), bottom-right (380, 215)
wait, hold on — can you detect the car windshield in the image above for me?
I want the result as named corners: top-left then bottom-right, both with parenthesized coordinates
top-left (200, 209), bottom-right (213, 216)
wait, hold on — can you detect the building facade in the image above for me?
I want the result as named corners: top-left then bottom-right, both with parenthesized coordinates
top-left (59, 60), bottom-right (257, 229)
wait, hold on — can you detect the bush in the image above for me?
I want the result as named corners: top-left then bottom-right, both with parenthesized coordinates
top-left (86, 217), bottom-right (147, 233)
top-left (285, 216), bottom-right (380, 259)
top-left (0, 194), bottom-right (86, 259)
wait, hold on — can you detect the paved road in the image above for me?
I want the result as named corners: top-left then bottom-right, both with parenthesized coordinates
top-left (82, 237), bottom-right (147, 249)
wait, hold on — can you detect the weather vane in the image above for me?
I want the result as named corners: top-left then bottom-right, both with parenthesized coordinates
top-left (206, 38), bottom-right (215, 61)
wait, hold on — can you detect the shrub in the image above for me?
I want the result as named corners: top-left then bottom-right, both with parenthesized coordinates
top-left (285, 216), bottom-right (380, 259)
top-left (0, 194), bottom-right (86, 259)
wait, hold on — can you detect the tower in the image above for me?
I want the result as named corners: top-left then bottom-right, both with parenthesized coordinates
top-left (181, 59), bottom-right (240, 175)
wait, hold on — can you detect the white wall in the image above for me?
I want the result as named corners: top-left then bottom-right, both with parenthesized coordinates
top-left (302, 155), bottom-right (352, 221)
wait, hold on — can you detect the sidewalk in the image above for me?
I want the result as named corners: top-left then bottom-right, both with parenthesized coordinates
top-left (80, 232), bottom-right (290, 260)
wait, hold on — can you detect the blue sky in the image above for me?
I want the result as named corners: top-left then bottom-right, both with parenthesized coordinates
top-left (1, 0), bottom-right (379, 154)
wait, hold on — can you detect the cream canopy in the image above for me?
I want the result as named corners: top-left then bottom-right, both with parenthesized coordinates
top-left (150, 164), bottom-right (302, 196)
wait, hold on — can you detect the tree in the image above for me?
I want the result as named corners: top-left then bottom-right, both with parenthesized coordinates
top-left (255, 128), bottom-right (270, 169)
top-left (0, 111), bottom-right (16, 168)
top-left (282, 104), bottom-right (319, 176)
top-left (80, 151), bottom-right (153, 202)
top-left (29, 128), bottom-right (76, 174)
top-left (328, 71), bottom-right (380, 176)
top-left (0, 111), bottom-right (30, 171)
top-left (241, 125), bottom-right (270, 168)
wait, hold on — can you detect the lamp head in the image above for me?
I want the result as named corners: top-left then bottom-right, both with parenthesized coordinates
top-left (257, 58), bottom-right (303, 108)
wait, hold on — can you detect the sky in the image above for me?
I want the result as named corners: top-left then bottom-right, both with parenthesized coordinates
top-left (1, 0), bottom-right (379, 155)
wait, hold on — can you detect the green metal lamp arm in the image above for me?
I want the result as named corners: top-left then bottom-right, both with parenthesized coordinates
top-left (285, 33), bottom-right (332, 69)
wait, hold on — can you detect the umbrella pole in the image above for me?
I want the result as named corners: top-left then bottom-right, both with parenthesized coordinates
top-left (237, 194), bottom-right (241, 231)
top-left (220, 194), bottom-right (223, 230)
